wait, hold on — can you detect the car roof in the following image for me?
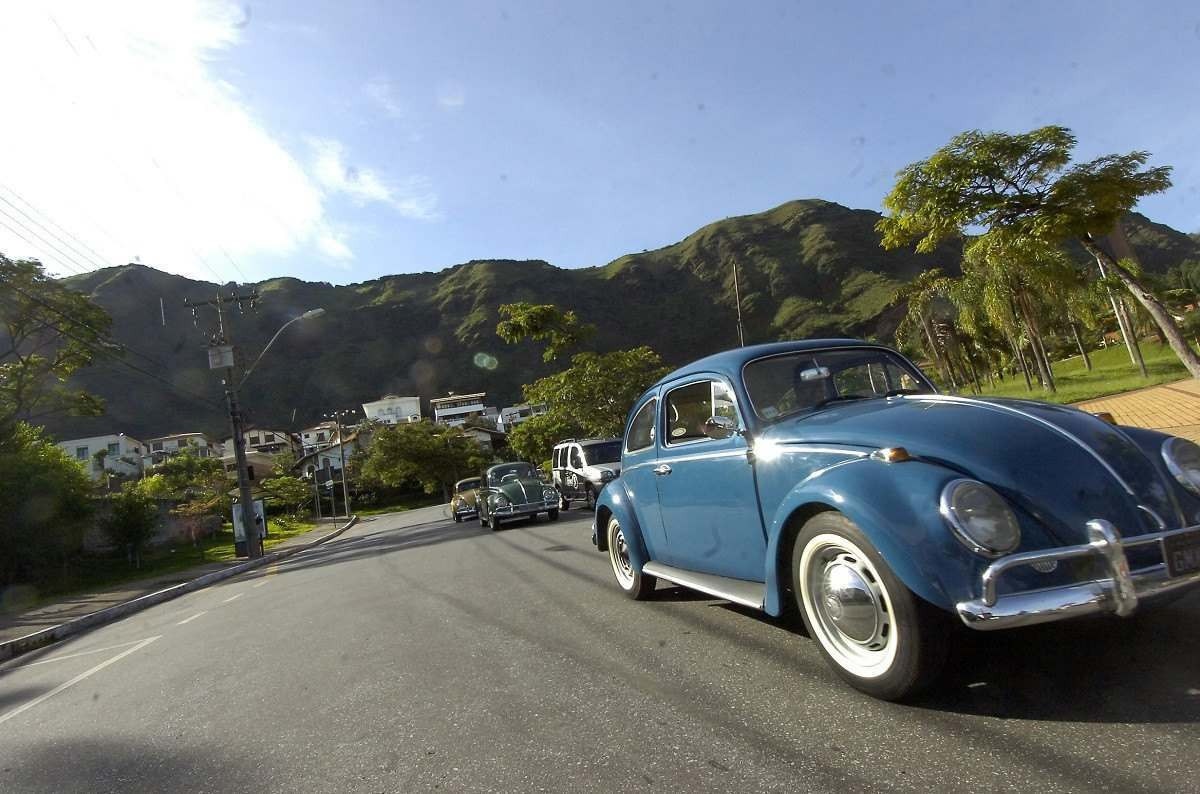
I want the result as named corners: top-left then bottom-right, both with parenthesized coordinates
top-left (650, 338), bottom-right (870, 390)
top-left (454, 477), bottom-right (480, 486)
top-left (485, 461), bottom-right (532, 472)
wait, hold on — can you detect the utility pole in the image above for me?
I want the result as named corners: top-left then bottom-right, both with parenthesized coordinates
top-left (187, 287), bottom-right (263, 558)
top-left (324, 408), bottom-right (356, 518)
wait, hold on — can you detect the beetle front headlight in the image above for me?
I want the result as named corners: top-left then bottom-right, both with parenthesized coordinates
top-left (495, 495), bottom-right (510, 508)
top-left (940, 479), bottom-right (1021, 556)
top-left (543, 488), bottom-right (557, 500)
top-left (1162, 437), bottom-right (1200, 496)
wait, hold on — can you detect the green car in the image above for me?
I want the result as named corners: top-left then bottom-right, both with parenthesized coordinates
top-left (477, 462), bottom-right (560, 530)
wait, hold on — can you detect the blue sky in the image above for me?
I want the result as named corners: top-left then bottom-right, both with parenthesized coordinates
top-left (1, 1), bottom-right (1198, 284)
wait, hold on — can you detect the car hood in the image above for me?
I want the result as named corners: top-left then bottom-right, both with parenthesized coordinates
top-left (759, 395), bottom-right (1184, 543)
top-left (453, 490), bottom-right (477, 508)
top-left (497, 478), bottom-right (552, 505)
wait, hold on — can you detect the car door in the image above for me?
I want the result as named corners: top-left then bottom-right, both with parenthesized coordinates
top-left (655, 376), bottom-right (766, 581)
top-left (619, 395), bottom-right (670, 560)
top-left (568, 444), bottom-right (588, 498)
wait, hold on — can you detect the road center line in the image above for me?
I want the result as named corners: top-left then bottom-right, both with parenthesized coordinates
top-left (222, 593), bottom-right (244, 604)
top-left (0, 636), bottom-right (160, 725)
top-left (1, 639), bottom-right (147, 671)
top-left (252, 579), bottom-right (269, 588)
top-left (176, 611), bottom-right (208, 625)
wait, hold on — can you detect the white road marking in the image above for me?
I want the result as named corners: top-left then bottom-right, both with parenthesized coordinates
top-left (221, 593), bottom-right (243, 604)
top-left (0, 636), bottom-right (160, 725)
top-left (252, 579), bottom-right (269, 588)
top-left (176, 611), bottom-right (208, 625)
top-left (1, 639), bottom-right (147, 671)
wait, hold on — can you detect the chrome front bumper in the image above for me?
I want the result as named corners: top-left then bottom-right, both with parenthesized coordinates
top-left (957, 519), bottom-right (1200, 630)
top-left (494, 499), bottom-right (556, 518)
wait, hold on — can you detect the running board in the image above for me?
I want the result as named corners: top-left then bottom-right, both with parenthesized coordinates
top-left (642, 562), bottom-right (765, 610)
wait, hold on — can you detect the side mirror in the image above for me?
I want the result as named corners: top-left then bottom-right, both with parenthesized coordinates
top-left (598, 468), bottom-right (616, 482)
top-left (702, 415), bottom-right (739, 440)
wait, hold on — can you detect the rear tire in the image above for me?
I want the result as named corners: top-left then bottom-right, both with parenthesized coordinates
top-left (559, 491), bottom-right (571, 511)
top-left (791, 511), bottom-right (949, 701)
top-left (606, 517), bottom-right (655, 599)
top-left (585, 484), bottom-right (596, 511)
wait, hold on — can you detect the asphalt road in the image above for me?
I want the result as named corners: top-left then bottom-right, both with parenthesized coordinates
top-left (1, 504), bottom-right (1198, 793)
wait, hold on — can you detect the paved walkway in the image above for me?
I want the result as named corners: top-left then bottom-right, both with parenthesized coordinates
top-left (0, 518), bottom-right (353, 644)
top-left (1078, 378), bottom-right (1200, 444)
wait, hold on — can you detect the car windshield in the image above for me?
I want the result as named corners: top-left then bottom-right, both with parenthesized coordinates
top-left (488, 463), bottom-right (534, 485)
top-left (581, 441), bottom-right (621, 465)
top-left (743, 348), bottom-right (933, 423)
top-left (455, 479), bottom-right (480, 493)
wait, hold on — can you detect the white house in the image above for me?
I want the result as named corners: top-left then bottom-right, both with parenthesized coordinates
top-left (221, 428), bottom-right (298, 459)
top-left (362, 394), bottom-right (422, 425)
top-left (430, 392), bottom-right (499, 427)
top-left (57, 433), bottom-right (147, 481)
top-left (293, 434), bottom-right (360, 479)
top-left (300, 421), bottom-right (339, 455)
top-left (145, 432), bottom-right (220, 464)
top-left (499, 403), bottom-right (548, 432)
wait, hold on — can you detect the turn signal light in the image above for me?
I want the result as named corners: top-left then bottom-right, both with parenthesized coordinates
top-left (871, 446), bottom-right (911, 463)
top-left (1093, 411), bottom-right (1117, 425)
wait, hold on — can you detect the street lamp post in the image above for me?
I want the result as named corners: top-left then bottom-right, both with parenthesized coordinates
top-left (323, 408), bottom-right (356, 518)
top-left (189, 297), bottom-right (325, 559)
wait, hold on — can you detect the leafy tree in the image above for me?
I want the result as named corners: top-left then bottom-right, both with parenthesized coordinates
top-left (0, 256), bottom-right (111, 441)
top-left (0, 422), bottom-right (94, 585)
top-left (890, 269), bottom-right (957, 388)
top-left (496, 302), bottom-right (596, 361)
top-left (359, 421), bottom-right (489, 498)
top-left (876, 126), bottom-right (1200, 377)
top-left (262, 475), bottom-right (312, 518)
top-left (149, 450), bottom-right (231, 518)
top-left (516, 347), bottom-right (671, 462)
top-left (101, 483), bottom-right (161, 568)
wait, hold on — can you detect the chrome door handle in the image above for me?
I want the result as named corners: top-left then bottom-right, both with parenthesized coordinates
top-left (653, 464), bottom-right (672, 476)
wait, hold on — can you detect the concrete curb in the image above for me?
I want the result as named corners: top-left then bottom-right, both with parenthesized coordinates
top-left (0, 515), bottom-right (359, 665)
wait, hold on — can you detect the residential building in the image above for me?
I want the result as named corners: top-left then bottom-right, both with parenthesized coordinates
top-left (220, 449), bottom-right (275, 483)
top-left (300, 421), bottom-right (339, 455)
top-left (499, 403), bottom-right (548, 432)
top-left (221, 428), bottom-right (299, 459)
top-left (293, 433), bottom-right (360, 479)
top-left (430, 392), bottom-right (499, 427)
top-left (464, 426), bottom-right (507, 455)
top-left (361, 394), bottom-right (422, 425)
top-left (57, 433), bottom-right (147, 481)
top-left (145, 432), bottom-right (220, 465)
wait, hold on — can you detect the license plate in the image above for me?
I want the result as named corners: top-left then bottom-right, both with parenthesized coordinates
top-left (1163, 529), bottom-right (1200, 577)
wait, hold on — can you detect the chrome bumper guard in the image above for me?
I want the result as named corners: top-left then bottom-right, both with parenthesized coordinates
top-left (957, 519), bottom-right (1200, 630)
top-left (495, 500), bottom-right (556, 516)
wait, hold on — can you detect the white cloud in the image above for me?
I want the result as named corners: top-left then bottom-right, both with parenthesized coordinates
top-left (437, 81), bottom-right (466, 109)
top-left (363, 75), bottom-right (405, 119)
top-left (308, 138), bottom-right (439, 220)
top-left (0, 1), bottom-right (432, 281)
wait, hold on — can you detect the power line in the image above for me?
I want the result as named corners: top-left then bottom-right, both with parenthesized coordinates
top-left (1, 277), bottom-right (166, 370)
top-left (0, 213), bottom-right (90, 276)
top-left (0, 184), bottom-right (114, 271)
top-left (0, 293), bottom-right (224, 412)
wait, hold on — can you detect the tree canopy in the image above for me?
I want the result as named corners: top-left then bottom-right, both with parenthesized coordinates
top-left (0, 256), bottom-right (112, 441)
top-left (496, 302), bottom-right (596, 362)
top-left (359, 421), bottom-right (490, 496)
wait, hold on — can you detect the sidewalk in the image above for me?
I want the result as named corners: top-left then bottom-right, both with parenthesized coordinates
top-left (0, 518), bottom-right (350, 645)
top-left (1078, 378), bottom-right (1200, 444)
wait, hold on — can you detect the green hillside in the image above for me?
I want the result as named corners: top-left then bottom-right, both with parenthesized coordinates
top-left (42, 200), bottom-right (1200, 442)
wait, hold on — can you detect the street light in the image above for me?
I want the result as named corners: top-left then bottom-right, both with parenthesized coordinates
top-left (240, 308), bottom-right (325, 387)
top-left (323, 407), bottom-right (357, 518)
top-left (227, 307), bottom-right (324, 558)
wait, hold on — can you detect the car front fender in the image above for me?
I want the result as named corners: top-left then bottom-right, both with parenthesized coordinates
top-left (594, 480), bottom-right (650, 574)
top-left (761, 456), bottom-right (984, 617)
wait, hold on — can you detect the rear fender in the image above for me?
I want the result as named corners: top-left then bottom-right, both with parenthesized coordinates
top-left (594, 481), bottom-right (650, 573)
top-left (762, 457), bottom-right (982, 616)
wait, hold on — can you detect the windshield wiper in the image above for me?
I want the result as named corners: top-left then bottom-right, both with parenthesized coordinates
top-left (811, 394), bottom-right (869, 410)
top-left (883, 388), bottom-right (924, 397)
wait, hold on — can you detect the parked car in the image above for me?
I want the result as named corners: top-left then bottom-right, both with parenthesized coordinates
top-left (477, 461), bottom-right (560, 529)
top-left (551, 438), bottom-right (621, 510)
top-left (449, 477), bottom-right (481, 522)
top-left (593, 338), bottom-right (1200, 700)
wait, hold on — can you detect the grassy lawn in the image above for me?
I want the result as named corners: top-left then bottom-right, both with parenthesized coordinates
top-left (971, 341), bottom-right (1189, 404)
top-left (1, 516), bottom-right (332, 616)
top-left (352, 493), bottom-right (444, 517)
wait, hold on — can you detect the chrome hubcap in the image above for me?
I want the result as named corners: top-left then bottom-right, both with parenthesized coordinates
top-left (609, 521), bottom-right (634, 588)
top-left (820, 561), bottom-right (879, 643)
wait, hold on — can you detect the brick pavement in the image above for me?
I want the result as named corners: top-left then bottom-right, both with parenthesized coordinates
top-left (1078, 378), bottom-right (1200, 444)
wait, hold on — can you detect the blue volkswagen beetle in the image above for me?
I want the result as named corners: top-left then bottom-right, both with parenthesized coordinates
top-left (593, 339), bottom-right (1200, 700)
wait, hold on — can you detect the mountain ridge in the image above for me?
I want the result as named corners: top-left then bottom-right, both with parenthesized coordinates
top-left (43, 199), bottom-right (1200, 442)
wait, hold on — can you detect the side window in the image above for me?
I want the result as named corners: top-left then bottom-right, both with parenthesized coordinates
top-left (666, 380), bottom-right (740, 445)
top-left (570, 446), bottom-right (584, 469)
top-left (626, 399), bottom-right (657, 453)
